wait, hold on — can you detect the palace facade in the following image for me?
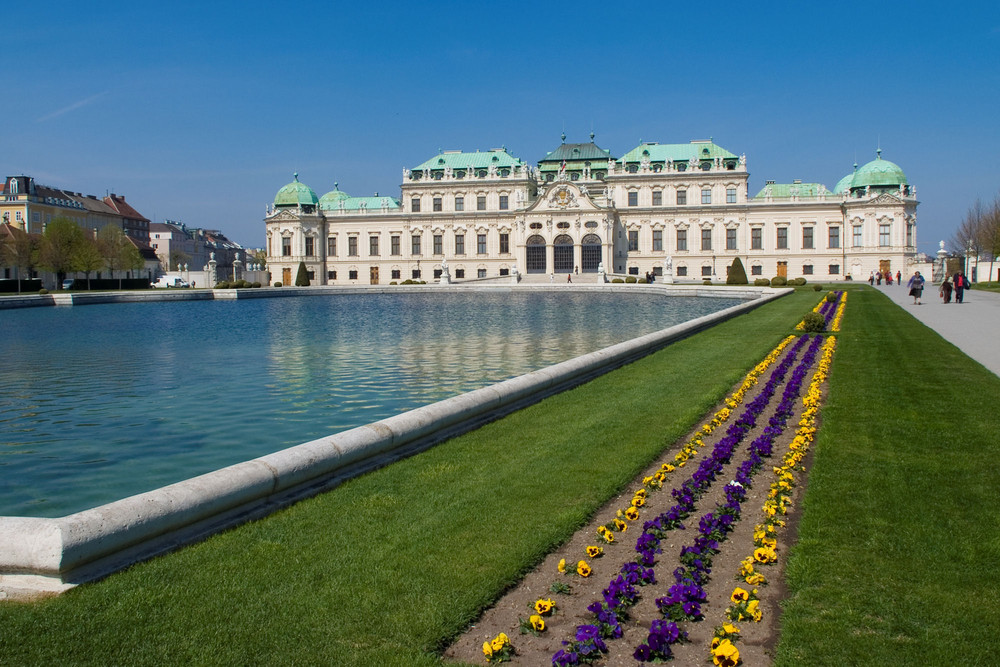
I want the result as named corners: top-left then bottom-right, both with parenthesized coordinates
top-left (264, 135), bottom-right (917, 285)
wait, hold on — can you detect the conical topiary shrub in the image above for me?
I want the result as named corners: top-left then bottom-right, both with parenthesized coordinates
top-left (295, 261), bottom-right (310, 286)
top-left (727, 257), bottom-right (749, 285)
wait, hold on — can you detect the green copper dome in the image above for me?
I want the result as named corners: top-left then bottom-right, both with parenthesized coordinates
top-left (274, 173), bottom-right (319, 208)
top-left (319, 183), bottom-right (350, 209)
top-left (851, 151), bottom-right (907, 189)
top-left (832, 171), bottom-right (855, 194)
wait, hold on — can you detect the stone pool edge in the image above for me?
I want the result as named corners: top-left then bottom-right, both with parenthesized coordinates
top-left (0, 286), bottom-right (790, 600)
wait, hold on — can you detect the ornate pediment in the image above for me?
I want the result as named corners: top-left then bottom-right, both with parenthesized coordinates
top-left (527, 182), bottom-right (605, 214)
top-left (870, 193), bottom-right (903, 205)
top-left (269, 209), bottom-right (300, 222)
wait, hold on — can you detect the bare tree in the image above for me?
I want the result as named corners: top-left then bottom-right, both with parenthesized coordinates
top-left (980, 195), bottom-right (1000, 283)
top-left (1, 227), bottom-right (39, 294)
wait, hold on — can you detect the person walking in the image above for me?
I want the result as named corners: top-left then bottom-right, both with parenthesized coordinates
top-left (907, 271), bottom-right (925, 305)
top-left (876, 271), bottom-right (882, 285)
top-left (869, 271), bottom-right (875, 286)
top-left (940, 277), bottom-right (953, 303)
top-left (953, 271), bottom-right (969, 303)
top-left (896, 270), bottom-right (902, 285)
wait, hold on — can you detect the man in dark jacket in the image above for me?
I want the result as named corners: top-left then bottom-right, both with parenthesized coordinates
top-left (953, 272), bottom-right (970, 303)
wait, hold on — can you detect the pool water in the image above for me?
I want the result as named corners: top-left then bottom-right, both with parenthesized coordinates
top-left (0, 290), bottom-right (742, 516)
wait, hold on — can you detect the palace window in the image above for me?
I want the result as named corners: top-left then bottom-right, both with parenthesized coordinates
top-left (726, 187), bottom-right (737, 204)
top-left (348, 237), bottom-right (358, 256)
top-left (701, 228), bottom-right (712, 251)
top-left (676, 266), bottom-right (688, 276)
top-left (411, 234), bottom-right (421, 255)
top-left (477, 233), bottom-right (487, 254)
top-left (477, 195), bottom-right (486, 211)
top-left (499, 195), bottom-right (508, 210)
top-left (802, 227), bottom-right (814, 249)
top-left (328, 237), bottom-right (337, 256)
top-left (281, 237), bottom-right (291, 256)
top-left (853, 225), bottom-right (863, 247)
top-left (906, 223), bottom-right (914, 247)
top-left (803, 264), bottom-right (814, 275)
top-left (652, 190), bottom-right (662, 206)
top-left (455, 233), bottom-right (465, 255)
top-left (391, 269), bottom-right (401, 279)
top-left (478, 268), bottom-right (487, 278)
top-left (702, 188), bottom-right (712, 205)
top-left (433, 197), bottom-right (442, 212)
top-left (829, 264), bottom-right (840, 275)
top-left (433, 234), bottom-right (443, 255)
top-left (391, 235), bottom-right (400, 255)
top-left (627, 191), bottom-right (638, 207)
top-left (455, 196), bottom-right (464, 211)
top-left (677, 189), bottom-right (687, 205)
top-left (879, 223), bottom-right (891, 247)
top-left (677, 228), bottom-right (687, 251)
top-left (652, 229), bottom-right (663, 251)
top-left (412, 269), bottom-right (421, 279)
top-left (305, 237), bottom-right (314, 256)
top-left (349, 270), bottom-right (358, 280)
top-left (776, 228), bottom-right (788, 249)
top-left (751, 227), bottom-right (762, 249)
top-left (455, 269), bottom-right (465, 278)
top-left (411, 197), bottom-right (420, 212)
top-left (726, 228), bottom-right (737, 250)
top-left (499, 232), bottom-right (509, 254)
top-left (628, 230), bottom-right (639, 251)
top-left (327, 270), bottom-right (336, 280)
top-left (828, 226), bottom-right (841, 249)
top-left (751, 265), bottom-right (762, 275)
top-left (702, 265), bottom-right (712, 277)
top-left (369, 236), bottom-right (379, 256)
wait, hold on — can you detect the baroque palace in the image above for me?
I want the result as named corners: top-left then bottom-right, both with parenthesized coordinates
top-left (264, 134), bottom-right (917, 285)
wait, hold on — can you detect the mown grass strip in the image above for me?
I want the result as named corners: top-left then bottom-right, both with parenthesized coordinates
top-left (0, 292), bottom-right (813, 666)
top-left (777, 287), bottom-right (1000, 665)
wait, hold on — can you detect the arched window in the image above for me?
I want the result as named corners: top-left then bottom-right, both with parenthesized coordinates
top-left (553, 234), bottom-right (574, 273)
top-left (526, 234), bottom-right (547, 273)
top-left (581, 233), bottom-right (602, 272)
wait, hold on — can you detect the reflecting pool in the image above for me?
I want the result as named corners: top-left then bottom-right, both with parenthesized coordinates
top-left (0, 290), bottom-right (743, 516)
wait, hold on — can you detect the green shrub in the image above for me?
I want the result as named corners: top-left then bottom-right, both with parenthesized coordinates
top-left (215, 281), bottom-right (229, 289)
top-left (754, 278), bottom-right (771, 287)
top-left (294, 261), bottom-right (310, 287)
top-left (273, 282), bottom-right (282, 287)
top-left (726, 258), bottom-right (749, 285)
top-left (625, 276), bottom-right (637, 283)
top-left (38, 288), bottom-right (49, 295)
top-left (791, 277), bottom-right (807, 286)
top-left (825, 291), bottom-right (838, 302)
top-left (389, 281), bottom-right (398, 286)
top-left (252, 282), bottom-right (261, 288)
top-left (770, 276), bottom-right (787, 287)
top-left (813, 284), bottom-right (823, 291)
top-left (703, 280), bottom-right (712, 285)
top-left (800, 311), bottom-right (826, 332)
top-left (612, 278), bottom-right (624, 283)
top-left (637, 278), bottom-right (648, 284)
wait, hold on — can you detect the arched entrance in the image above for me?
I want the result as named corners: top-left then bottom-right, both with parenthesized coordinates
top-left (581, 234), bottom-right (602, 272)
top-left (553, 234), bottom-right (574, 273)
top-left (525, 235), bottom-right (547, 274)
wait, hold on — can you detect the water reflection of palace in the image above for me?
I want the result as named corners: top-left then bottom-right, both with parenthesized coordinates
top-left (266, 135), bottom-right (919, 285)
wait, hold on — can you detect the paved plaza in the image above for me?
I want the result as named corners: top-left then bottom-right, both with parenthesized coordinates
top-left (873, 280), bottom-right (1000, 377)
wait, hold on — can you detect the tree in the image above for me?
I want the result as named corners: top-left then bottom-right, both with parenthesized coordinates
top-left (252, 249), bottom-right (267, 270)
top-left (97, 225), bottom-right (134, 289)
top-left (38, 217), bottom-right (85, 286)
top-left (726, 257), bottom-right (748, 285)
top-left (1, 227), bottom-right (39, 294)
top-left (169, 249), bottom-right (191, 271)
top-left (72, 236), bottom-right (104, 289)
top-left (295, 261), bottom-right (310, 286)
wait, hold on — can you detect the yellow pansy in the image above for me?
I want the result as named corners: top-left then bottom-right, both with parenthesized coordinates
top-left (577, 561), bottom-right (592, 577)
top-left (530, 614), bottom-right (545, 632)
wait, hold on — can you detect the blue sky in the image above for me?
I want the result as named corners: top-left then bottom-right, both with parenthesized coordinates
top-left (5, 2), bottom-right (999, 252)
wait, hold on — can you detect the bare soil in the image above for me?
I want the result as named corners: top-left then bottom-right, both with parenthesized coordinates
top-left (444, 344), bottom-right (821, 666)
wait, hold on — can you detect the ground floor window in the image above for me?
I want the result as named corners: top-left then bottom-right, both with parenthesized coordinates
top-left (653, 266), bottom-right (662, 276)
top-left (676, 266), bottom-right (688, 277)
top-left (391, 269), bottom-right (401, 279)
top-left (412, 269), bottom-right (421, 279)
top-left (581, 233), bottom-right (601, 272)
top-left (803, 264), bottom-right (813, 275)
top-left (433, 269), bottom-right (442, 279)
top-left (629, 266), bottom-right (639, 275)
top-left (455, 269), bottom-right (465, 278)
top-left (348, 270), bottom-right (358, 280)
top-left (553, 234), bottom-right (573, 272)
top-left (751, 265), bottom-right (762, 275)
top-left (701, 266), bottom-right (712, 277)
top-left (478, 268), bottom-right (487, 278)
top-left (499, 268), bottom-right (509, 276)
top-left (526, 235), bottom-right (546, 273)
top-left (828, 264), bottom-right (840, 275)
top-left (327, 270), bottom-right (336, 280)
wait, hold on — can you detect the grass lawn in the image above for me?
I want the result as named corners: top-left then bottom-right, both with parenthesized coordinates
top-left (2, 286), bottom-right (997, 665)
top-left (777, 287), bottom-right (1000, 665)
